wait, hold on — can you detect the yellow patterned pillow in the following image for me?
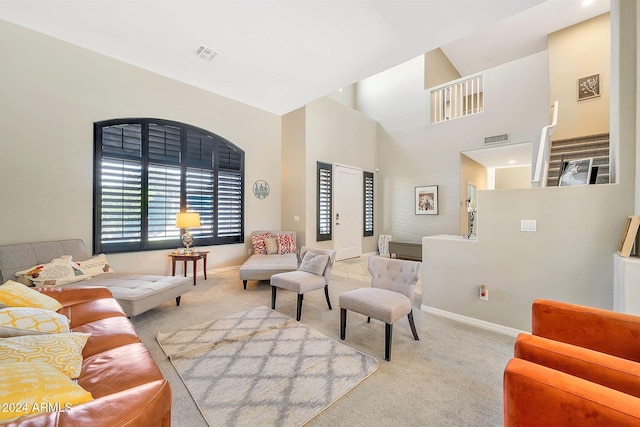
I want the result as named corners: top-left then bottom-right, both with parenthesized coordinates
top-left (0, 332), bottom-right (90, 378)
top-left (0, 361), bottom-right (93, 423)
top-left (0, 280), bottom-right (63, 311)
top-left (0, 307), bottom-right (70, 337)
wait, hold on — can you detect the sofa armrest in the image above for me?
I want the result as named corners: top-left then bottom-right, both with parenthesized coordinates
top-left (504, 358), bottom-right (640, 427)
top-left (36, 286), bottom-right (113, 307)
top-left (532, 299), bottom-right (640, 362)
top-left (515, 333), bottom-right (640, 398)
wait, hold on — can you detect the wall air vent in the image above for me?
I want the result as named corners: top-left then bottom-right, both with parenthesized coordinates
top-left (484, 133), bottom-right (510, 145)
top-left (194, 45), bottom-right (218, 60)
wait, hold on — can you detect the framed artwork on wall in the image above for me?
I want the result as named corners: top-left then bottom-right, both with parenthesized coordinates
top-left (558, 158), bottom-right (593, 186)
top-left (577, 74), bottom-right (600, 101)
top-left (415, 185), bottom-right (438, 215)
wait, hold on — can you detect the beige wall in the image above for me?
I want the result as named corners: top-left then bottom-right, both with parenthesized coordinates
top-left (549, 13), bottom-right (611, 140)
top-left (281, 108), bottom-right (307, 244)
top-left (424, 48), bottom-right (461, 89)
top-left (495, 166), bottom-right (532, 189)
top-left (459, 155), bottom-right (487, 235)
top-left (302, 97), bottom-right (379, 253)
top-left (0, 19), bottom-right (282, 275)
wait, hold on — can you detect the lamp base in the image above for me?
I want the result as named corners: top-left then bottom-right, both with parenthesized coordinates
top-left (182, 229), bottom-right (194, 253)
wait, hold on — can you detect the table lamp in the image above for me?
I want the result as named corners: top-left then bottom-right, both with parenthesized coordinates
top-left (176, 212), bottom-right (201, 253)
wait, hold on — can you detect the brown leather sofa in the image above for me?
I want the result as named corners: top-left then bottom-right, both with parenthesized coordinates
top-left (504, 299), bottom-right (640, 426)
top-left (5, 286), bottom-right (172, 426)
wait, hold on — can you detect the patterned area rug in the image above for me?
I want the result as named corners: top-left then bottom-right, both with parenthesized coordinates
top-left (157, 306), bottom-right (378, 427)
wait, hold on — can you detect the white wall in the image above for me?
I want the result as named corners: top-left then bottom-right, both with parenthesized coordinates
top-left (357, 51), bottom-right (549, 241)
top-left (0, 19), bottom-right (282, 275)
top-left (423, 183), bottom-right (632, 332)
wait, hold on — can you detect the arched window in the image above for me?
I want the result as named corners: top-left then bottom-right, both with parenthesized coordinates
top-left (93, 118), bottom-right (244, 254)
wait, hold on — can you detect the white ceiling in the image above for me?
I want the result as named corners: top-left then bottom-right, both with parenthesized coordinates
top-left (0, 0), bottom-right (609, 116)
top-left (462, 143), bottom-right (533, 169)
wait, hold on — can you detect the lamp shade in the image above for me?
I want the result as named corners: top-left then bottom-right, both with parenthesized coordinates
top-left (176, 212), bottom-right (201, 229)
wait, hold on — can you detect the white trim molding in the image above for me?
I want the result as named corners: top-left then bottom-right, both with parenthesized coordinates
top-left (420, 305), bottom-right (526, 337)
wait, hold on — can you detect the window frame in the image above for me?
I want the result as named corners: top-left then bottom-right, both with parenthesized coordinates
top-left (316, 161), bottom-right (333, 242)
top-left (93, 118), bottom-right (244, 254)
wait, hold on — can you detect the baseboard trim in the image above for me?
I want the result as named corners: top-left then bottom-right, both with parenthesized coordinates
top-left (420, 305), bottom-right (524, 337)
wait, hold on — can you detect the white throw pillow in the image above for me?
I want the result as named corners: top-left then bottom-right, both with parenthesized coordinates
top-left (74, 253), bottom-right (114, 277)
top-left (299, 252), bottom-right (329, 276)
top-left (16, 256), bottom-right (87, 286)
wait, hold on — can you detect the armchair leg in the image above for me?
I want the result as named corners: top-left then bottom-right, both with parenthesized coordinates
top-left (175, 296), bottom-right (181, 306)
top-left (296, 294), bottom-right (303, 321)
top-left (324, 285), bottom-right (332, 310)
top-left (340, 308), bottom-right (347, 340)
top-left (385, 323), bottom-right (393, 361)
top-left (271, 286), bottom-right (277, 309)
top-left (243, 280), bottom-right (247, 290)
top-left (408, 310), bottom-right (419, 340)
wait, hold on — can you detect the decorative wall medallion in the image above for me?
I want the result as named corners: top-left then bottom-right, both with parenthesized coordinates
top-left (253, 180), bottom-right (270, 199)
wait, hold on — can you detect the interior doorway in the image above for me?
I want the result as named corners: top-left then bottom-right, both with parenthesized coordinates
top-left (334, 164), bottom-right (363, 261)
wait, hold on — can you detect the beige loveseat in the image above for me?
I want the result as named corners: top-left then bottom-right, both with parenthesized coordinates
top-left (0, 240), bottom-right (192, 317)
top-left (239, 231), bottom-right (298, 289)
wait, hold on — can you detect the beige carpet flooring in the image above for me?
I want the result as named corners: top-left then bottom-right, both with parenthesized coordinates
top-left (131, 256), bottom-right (515, 426)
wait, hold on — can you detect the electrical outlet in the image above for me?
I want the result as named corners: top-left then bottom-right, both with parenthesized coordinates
top-left (480, 285), bottom-right (489, 301)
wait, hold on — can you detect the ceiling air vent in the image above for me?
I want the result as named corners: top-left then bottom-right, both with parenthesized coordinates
top-left (194, 45), bottom-right (218, 60)
top-left (484, 133), bottom-right (510, 145)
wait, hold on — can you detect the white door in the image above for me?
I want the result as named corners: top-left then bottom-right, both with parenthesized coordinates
top-left (334, 164), bottom-right (362, 261)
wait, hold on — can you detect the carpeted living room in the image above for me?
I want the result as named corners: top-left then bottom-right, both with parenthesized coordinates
top-left (2, 0), bottom-right (640, 426)
top-left (132, 257), bottom-right (515, 427)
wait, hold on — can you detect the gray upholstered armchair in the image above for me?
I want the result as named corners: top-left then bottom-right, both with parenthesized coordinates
top-left (339, 256), bottom-right (421, 361)
top-left (270, 246), bottom-right (337, 321)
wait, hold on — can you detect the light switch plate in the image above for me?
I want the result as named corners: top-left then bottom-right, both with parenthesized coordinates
top-left (520, 219), bottom-right (537, 232)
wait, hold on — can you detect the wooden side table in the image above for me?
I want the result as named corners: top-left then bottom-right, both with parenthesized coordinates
top-left (169, 251), bottom-right (209, 286)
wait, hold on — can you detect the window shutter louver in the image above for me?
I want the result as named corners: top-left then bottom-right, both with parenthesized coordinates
top-left (187, 130), bottom-right (215, 168)
top-left (94, 119), bottom-right (244, 254)
top-left (217, 140), bottom-right (242, 171)
top-left (217, 171), bottom-right (243, 239)
top-left (147, 164), bottom-right (182, 242)
top-left (100, 159), bottom-right (143, 247)
top-left (101, 124), bottom-right (142, 160)
top-left (149, 123), bottom-right (181, 164)
top-left (317, 162), bottom-right (332, 241)
top-left (187, 168), bottom-right (215, 238)
top-left (364, 171), bottom-right (374, 237)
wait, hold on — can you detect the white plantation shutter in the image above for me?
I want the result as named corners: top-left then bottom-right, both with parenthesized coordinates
top-left (94, 119), bottom-right (244, 253)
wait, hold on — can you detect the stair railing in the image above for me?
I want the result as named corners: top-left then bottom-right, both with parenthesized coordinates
top-left (532, 101), bottom-right (559, 187)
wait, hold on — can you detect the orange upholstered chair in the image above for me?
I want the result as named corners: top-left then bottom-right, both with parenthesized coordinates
top-left (504, 299), bottom-right (640, 427)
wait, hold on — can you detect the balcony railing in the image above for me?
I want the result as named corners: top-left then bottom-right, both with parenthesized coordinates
top-left (430, 74), bottom-right (484, 124)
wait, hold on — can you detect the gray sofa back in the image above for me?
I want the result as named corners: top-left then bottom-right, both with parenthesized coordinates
top-left (0, 239), bottom-right (90, 283)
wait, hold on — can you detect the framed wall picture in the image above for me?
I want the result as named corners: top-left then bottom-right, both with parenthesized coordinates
top-left (558, 158), bottom-right (593, 186)
top-left (415, 185), bottom-right (438, 215)
top-left (618, 215), bottom-right (640, 257)
top-left (577, 74), bottom-right (600, 101)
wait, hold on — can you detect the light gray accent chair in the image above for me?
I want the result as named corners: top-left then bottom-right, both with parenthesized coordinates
top-left (270, 246), bottom-right (337, 321)
top-left (339, 256), bottom-right (421, 361)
